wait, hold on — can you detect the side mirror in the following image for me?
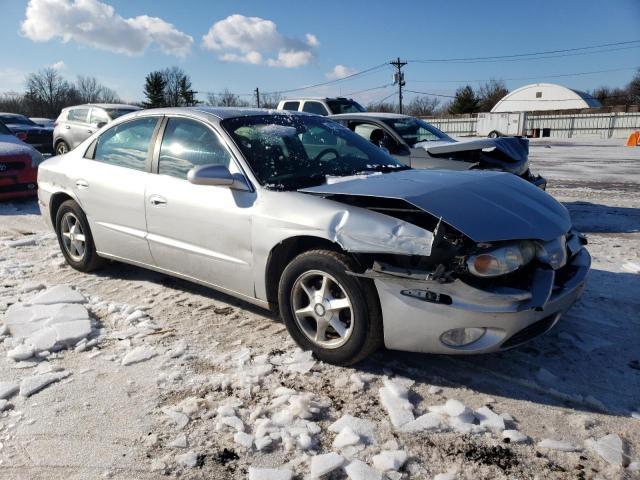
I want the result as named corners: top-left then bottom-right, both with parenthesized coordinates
top-left (187, 164), bottom-right (249, 190)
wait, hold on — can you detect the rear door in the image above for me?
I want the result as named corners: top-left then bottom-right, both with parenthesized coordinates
top-left (73, 116), bottom-right (161, 264)
top-left (66, 107), bottom-right (91, 149)
top-left (145, 116), bottom-right (255, 297)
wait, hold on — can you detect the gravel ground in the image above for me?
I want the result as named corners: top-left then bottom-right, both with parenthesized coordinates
top-left (0, 138), bottom-right (638, 480)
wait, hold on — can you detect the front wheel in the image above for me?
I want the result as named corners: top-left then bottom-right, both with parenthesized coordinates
top-left (488, 130), bottom-right (500, 139)
top-left (278, 250), bottom-right (383, 365)
top-left (55, 199), bottom-right (104, 272)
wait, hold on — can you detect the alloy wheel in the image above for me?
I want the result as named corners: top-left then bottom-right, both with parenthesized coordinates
top-left (60, 212), bottom-right (86, 261)
top-left (291, 270), bottom-right (354, 349)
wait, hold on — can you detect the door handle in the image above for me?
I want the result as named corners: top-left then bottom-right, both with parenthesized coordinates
top-left (75, 179), bottom-right (89, 189)
top-left (87, 129), bottom-right (94, 134)
top-left (65, 125), bottom-right (71, 129)
top-left (149, 195), bottom-right (167, 206)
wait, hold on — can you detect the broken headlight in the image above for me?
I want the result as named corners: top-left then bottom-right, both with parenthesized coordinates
top-left (466, 241), bottom-right (536, 278)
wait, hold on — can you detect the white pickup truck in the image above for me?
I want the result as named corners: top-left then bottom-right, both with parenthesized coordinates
top-left (276, 97), bottom-right (366, 116)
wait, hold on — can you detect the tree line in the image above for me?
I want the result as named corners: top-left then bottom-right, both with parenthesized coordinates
top-left (1, 66), bottom-right (639, 119)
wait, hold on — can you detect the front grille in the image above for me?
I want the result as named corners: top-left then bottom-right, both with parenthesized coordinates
top-left (501, 315), bottom-right (557, 349)
top-left (0, 161), bottom-right (26, 171)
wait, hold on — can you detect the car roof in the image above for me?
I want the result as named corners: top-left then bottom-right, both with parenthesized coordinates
top-left (280, 97), bottom-right (355, 102)
top-left (329, 112), bottom-right (411, 120)
top-left (0, 112), bottom-right (28, 118)
top-left (119, 106), bottom-right (316, 123)
top-left (83, 103), bottom-right (141, 110)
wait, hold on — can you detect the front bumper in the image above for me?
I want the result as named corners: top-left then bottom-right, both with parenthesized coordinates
top-left (376, 247), bottom-right (590, 354)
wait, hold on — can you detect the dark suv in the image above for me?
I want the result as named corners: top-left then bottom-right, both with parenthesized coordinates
top-left (53, 103), bottom-right (141, 155)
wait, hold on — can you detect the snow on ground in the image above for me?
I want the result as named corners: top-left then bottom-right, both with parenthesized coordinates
top-left (0, 139), bottom-right (638, 479)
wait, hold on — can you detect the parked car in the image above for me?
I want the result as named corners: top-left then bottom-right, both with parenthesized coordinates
top-left (331, 112), bottom-right (547, 189)
top-left (30, 117), bottom-right (56, 128)
top-left (0, 113), bottom-right (53, 154)
top-left (38, 108), bottom-right (589, 365)
top-left (277, 97), bottom-right (365, 116)
top-left (0, 121), bottom-right (43, 200)
top-left (53, 103), bottom-right (141, 155)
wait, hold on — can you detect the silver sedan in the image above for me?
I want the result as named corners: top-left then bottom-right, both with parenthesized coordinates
top-left (37, 107), bottom-right (590, 365)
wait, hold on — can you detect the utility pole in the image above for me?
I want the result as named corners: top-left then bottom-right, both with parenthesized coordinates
top-left (255, 87), bottom-right (261, 108)
top-left (390, 57), bottom-right (407, 113)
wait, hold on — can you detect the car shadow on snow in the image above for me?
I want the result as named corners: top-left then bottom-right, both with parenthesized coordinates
top-left (362, 267), bottom-right (640, 417)
top-left (0, 198), bottom-right (40, 216)
top-left (94, 257), bottom-right (639, 417)
top-left (564, 201), bottom-right (640, 234)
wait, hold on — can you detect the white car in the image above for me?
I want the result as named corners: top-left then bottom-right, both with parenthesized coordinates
top-left (277, 97), bottom-right (366, 116)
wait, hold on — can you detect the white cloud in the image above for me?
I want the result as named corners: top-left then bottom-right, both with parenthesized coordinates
top-left (202, 14), bottom-right (318, 68)
top-left (21, 0), bottom-right (193, 57)
top-left (50, 60), bottom-right (66, 70)
top-left (325, 64), bottom-right (357, 80)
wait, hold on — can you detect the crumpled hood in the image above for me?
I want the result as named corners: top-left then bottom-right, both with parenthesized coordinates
top-left (417, 137), bottom-right (530, 175)
top-left (300, 169), bottom-right (570, 243)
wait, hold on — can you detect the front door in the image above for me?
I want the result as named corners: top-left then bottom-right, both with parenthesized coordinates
top-left (145, 117), bottom-right (255, 297)
top-left (73, 116), bottom-right (160, 264)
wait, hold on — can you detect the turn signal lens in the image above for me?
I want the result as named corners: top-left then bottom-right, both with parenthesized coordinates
top-left (441, 327), bottom-right (486, 347)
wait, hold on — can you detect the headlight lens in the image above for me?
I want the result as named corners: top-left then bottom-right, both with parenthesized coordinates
top-left (467, 241), bottom-right (536, 277)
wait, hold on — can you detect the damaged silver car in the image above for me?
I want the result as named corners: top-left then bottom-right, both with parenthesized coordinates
top-left (330, 112), bottom-right (547, 189)
top-left (37, 108), bottom-right (590, 365)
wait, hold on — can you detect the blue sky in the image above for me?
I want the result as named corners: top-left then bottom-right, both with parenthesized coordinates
top-left (1, 0), bottom-right (639, 104)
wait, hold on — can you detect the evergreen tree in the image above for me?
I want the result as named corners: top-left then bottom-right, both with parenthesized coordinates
top-left (143, 71), bottom-right (166, 108)
top-left (179, 76), bottom-right (197, 106)
top-left (448, 85), bottom-right (479, 114)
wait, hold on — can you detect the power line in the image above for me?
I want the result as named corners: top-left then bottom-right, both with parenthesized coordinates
top-left (408, 39), bottom-right (640, 63)
top-left (411, 66), bottom-right (640, 84)
top-left (344, 83), bottom-right (394, 96)
top-left (262, 63), bottom-right (389, 95)
top-left (404, 89), bottom-right (456, 99)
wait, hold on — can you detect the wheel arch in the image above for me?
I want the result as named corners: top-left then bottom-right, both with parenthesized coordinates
top-left (264, 235), bottom-right (348, 309)
top-left (49, 191), bottom-right (76, 229)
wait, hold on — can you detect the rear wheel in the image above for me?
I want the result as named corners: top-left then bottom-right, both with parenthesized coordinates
top-left (278, 250), bottom-right (382, 365)
top-left (55, 199), bottom-right (104, 272)
top-left (488, 130), bottom-right (500, 138)
top-left (55, 140), bottom-right (69, 156)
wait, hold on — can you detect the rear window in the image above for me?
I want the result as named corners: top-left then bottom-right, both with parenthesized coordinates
top-left (0, 115), bottom-right (35, 126)
top-left (302, 102), bottom-right (329, 116)
top-left (326, 99), bottom-right (366, 114)
top-left (68, 108), bottom-right (89, 122)
top-left (0, 122), bottom-right (11, 134)
top-left (281, 101), bottom-right (300, 112)
top-left (105, 108), bottom-right (138, 120)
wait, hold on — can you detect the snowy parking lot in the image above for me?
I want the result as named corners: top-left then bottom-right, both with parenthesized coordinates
top-left (0, 138), bottom-right (638, 479)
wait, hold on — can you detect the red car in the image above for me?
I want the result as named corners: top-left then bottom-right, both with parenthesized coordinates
top-left (0, 121), bottom-right (43, 201)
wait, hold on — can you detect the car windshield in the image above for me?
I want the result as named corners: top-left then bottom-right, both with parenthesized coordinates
top-left (221, 114), bottom-right (410, 190)
top-left (382, 117), bottom-right (452, 147)
top-left (0, 115), bottom-right (36, 126)
top-left (326, 99), bottom-right (366, 114)
top-left (105, 108), bottom-right (138, 119)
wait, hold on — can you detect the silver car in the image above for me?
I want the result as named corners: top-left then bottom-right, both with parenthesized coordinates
top-left (53, 103), bottom-right (141, 156)
top-left (37, 108), bottom-right (590, 365)
top-left (331, 112), bottom-right (547, 189)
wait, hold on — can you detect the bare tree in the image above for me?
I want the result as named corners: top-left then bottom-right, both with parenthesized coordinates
top-left (206, 89), bottom-right (249, 107)
top-left (260, 92), bottom-right (283, 109)
top-left (0, 92), bottom-right (28, 114)
top-left (477, 79), bottom-right (509, 112)
top-left (24, 68), bottom-right (75, 117)
top-left (75, 76), bottom-right (120, 104)
top-left (406, 96), bottom-right (441, 117)
top-left (366, 101), bottom-right (397, 113)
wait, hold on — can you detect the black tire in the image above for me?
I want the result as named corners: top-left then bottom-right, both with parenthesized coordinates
top-left (488, 130), bottom-right (500, 139)
top-left (278, 250), bottom-right (383, 365)
top-left (55, 140), bottom-right (69, 156)
top-left (55, 199), bottom-right (104, 272)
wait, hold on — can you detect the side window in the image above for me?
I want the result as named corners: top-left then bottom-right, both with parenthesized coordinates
top-left (302, 101), bottom-right (329, 116)
top-left (282, 101), bottom-right (300, 111)
top-left (93, 117), bottom-right (158, 171)
top-left (158, 118), bottom-right (233, 180)
top-left (89, 108), bottom-right (109, 126)
top-left (68, 108), bottom-right (89, 123)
